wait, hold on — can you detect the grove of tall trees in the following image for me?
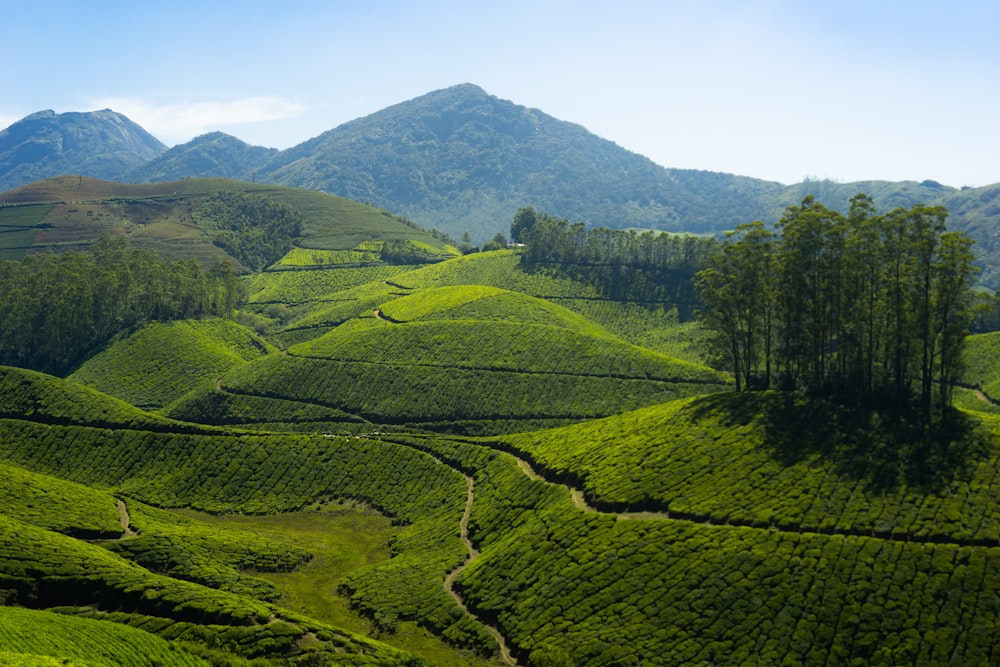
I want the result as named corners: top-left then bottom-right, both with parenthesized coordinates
top-left (0, 236), bottom-right (241, 375)
top-left (696, 195), bottom-right (979, 419)
top-left (513, 206), bottom-right (716, 306)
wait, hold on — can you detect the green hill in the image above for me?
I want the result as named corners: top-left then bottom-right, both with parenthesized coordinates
top-left (69, 319), bottom-right (276, 410)
top-left (0, 366), bottom-right (191, 431)
top-left (266, 250), bottom-right (706, 362)
top-left (6, 360), bottom-right (1000, 663)
top-left (499, 392), bottom-right (999, 540)
top-left (0, 176), bottom-right (457, 268)
top-left (188, 285), bottom-right (727, 434)
top-left (0, 606), bottom-right (206, 667)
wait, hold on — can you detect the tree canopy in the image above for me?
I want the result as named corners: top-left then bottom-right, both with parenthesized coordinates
top-left (0, 236), bottom-right (240, 375)
top-left (696, 195), bottom-right (979, 419)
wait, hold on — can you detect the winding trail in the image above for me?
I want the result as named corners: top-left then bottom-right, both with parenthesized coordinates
top-left (117, 499), bottom-right (137, 537)
top-left (442, 473), bottom-right (517, 665)
top-left (515, 456), bottom-right (671, 521)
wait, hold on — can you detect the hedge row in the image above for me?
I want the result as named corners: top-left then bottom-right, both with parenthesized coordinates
top-left (499, 392), bottom-right (1000, 544)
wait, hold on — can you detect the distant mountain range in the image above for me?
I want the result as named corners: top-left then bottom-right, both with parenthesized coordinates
top-left (0, 109), bottom-right (165, 188)
top-left (3, 84), bottom-right (1000, 285)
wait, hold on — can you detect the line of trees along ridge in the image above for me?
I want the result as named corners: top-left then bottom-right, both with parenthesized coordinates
top-left (511, 205), bottom-right (716, 307)
top-left (696, 194), bottom-right (978, 419)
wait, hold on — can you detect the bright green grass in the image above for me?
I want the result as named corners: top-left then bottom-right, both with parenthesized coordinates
top-left (0, 606), bottom-right (207, 667)
top-left (0, 460), bottom-right (122, 538)
top-left (218, 351), bottom-right (726, 430)
top-left (500, 391), bottom-right (1000, 542)
top-left (274, 247), bottom-right (382, 267)
top-left (961, 331), bottom-right (1000, 400)
top-left (286, 250), bottom-right (706, 357)
top-left (104, 500), bottom-right (311, 602)
top-left (293, 317), bottom-right (713, 382)
top-left (953, 386), bottom-right (1000, 414)
top-left (179, 503), bottom-right (492, 666)
top-left (69, 319), bottom-right (276, 410)
top-left (377, 285), bottom-right (605, 332)
top-left (0, 366), bottom-right (188, 431)
top-left (245, 265), bottom-right (415, 305)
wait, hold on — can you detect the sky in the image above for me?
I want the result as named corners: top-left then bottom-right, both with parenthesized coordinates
top-left (4, 0), bottom-right (999, 187)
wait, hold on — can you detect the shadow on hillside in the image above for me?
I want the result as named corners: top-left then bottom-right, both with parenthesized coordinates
top-left (686, 391), bottom-right (993, 494)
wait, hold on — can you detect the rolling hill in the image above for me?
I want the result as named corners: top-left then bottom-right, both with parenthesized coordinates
top-left (5, 91), bottom-right (1000, 665)
top-left (0, 176), bottom-right (458, 267)
top-left (5, 87), bottom-right (1000, 287)
top-left (163, 284), bottom-right (728, 434)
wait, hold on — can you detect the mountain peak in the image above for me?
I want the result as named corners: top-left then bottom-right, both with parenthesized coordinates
top-left (0, 109), bottom-right (166, 191)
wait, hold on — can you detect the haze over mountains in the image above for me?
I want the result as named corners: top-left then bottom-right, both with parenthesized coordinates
top-left (4, 83), bottom-right (1000, 285)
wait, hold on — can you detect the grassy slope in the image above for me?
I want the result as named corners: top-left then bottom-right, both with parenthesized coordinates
top-left (0, 176), bottom-right (455, 266)
top-left (387, 428), bottom-right (1000, 665)
top-left (0, 366), bottom-right (191, 431)
top-left (6, 363), bottom-right (1000, 663)
top-left (68, 319), bottom-right (276, 410)
top-left (499, 392), bottom-right (1000, 541)
top-left (961, 331), bottom-right (1000, 401)
top-left (0, 606), bottom-right (207, 667)
top-left (204, 285), bottom-right (728, 433)
top-left (265, 249), bottom-right (708, 361)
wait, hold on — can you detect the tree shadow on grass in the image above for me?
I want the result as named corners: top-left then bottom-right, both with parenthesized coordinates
top-left (686, 391), bottom-right (993, 495)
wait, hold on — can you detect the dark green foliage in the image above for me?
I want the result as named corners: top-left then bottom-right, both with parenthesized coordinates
top-left (517, 208), bottom-right (716, 309)
top-left (194, 190), bottom-right (302, 271)
top-left (697, 196), bottom-right (979, 418)
top-left (0, 236), bottom-right (239, 375)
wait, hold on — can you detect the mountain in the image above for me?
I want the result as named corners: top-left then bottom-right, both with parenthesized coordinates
top-left (0, 109), bottom-right (166, 191)
top-left (5, 87), bottom-right (1000, 287)
top-left (254, 83), bottom-right (784, 238)
top-left (127, 131), bottom-right (277, 182)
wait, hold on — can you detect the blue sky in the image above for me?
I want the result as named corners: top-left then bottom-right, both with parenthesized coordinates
top-left (4, 0), bottom-right (999, 187)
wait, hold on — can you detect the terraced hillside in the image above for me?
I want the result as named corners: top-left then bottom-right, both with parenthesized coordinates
top-left (68, 319), bottom-right (276, 410)
top-left (170, 285), bottom-right (728, 434)
top-left (0, 176), bottom-right (457, 267)
top-left (5, 363), bottom-right (1000, 664)
top-left (264, 249), bottom-right (706, 361)
top-left (6, 178), bottom-right (1000, 665)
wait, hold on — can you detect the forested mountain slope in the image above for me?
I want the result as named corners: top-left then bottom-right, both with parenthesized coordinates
top-left (0, 109), bottom-right (165, 192)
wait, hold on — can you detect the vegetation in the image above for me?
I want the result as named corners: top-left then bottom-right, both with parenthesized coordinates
top-left (69, 319), bottom-right (275, 410)
top-left (0, 606), bottom-right (206, 666)
top-left (0, 236), bottom-right (239, 375)
top-left (193, 190), bottom-right (303, 271)
top-left (6, 165), bottom-right (1000, 665)
top-left (697, 195), bottom-right (979, 421)
top-left (514, 206), bottom-right (714, 310)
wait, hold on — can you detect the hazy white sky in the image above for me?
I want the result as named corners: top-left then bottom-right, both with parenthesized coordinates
top-left (4, 0), bottom-right (999, 186)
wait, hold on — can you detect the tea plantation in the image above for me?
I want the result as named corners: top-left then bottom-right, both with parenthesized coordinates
top-left (4, 181), bottom-right (1000, 665)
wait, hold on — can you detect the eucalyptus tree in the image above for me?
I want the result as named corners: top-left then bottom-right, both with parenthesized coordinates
top-left (697, 195), bottom-right (978, 421)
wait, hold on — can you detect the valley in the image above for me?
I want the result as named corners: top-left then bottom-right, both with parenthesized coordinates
top-left (0, 175), bottom-right (999, 666)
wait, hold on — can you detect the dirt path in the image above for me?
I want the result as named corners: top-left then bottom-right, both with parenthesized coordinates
top-left (117, 499), bottom-right (137, 537)
top-left (515, 456), bottom-right (671, 521)
top-left (443, 474), bottom-right (517, 665)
